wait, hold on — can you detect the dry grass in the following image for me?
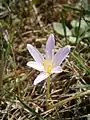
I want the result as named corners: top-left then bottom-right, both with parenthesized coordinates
top-left (0, 0), bottom-right (90, 120)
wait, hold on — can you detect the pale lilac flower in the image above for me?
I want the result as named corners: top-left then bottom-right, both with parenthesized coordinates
top-left (27, 34), bottom-right (71, 85)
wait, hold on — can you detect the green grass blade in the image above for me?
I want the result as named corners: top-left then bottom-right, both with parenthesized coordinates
top-left (75, 16), bottom-right (81, 44)
top-left (17, 96), bottom-right (44, 120)
top-left (71, 52), bottom-right (90, 73)
top-left (61, 12), bottom-right (67, 44)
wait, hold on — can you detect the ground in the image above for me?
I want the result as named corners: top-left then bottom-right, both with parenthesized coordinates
top-left (0, 0), bottom-right (90, 120)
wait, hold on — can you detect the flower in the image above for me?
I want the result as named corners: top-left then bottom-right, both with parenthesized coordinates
top-left (27, 34), bottom-right (71, 85)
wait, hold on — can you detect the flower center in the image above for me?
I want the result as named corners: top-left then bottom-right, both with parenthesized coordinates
top-left (42, 59), bottom-right (53, 73)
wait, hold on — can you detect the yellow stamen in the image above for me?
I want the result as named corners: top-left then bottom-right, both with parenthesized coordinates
top-left (42, 59), bottom-right (53, 73)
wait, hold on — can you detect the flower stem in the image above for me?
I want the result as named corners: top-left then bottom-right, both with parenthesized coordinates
top-left (46, 76), bottom-right (50, 109)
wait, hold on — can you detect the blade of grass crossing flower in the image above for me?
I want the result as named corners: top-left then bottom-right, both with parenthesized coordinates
top-left (17, 96), bottom-right (44, 120)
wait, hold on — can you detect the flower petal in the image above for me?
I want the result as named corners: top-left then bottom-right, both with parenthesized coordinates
top-left (51, 66), bottom-right (62, 73)
top-left (27, 44), bottom-right (44, 64)
top-left (53, 45), bottom-right (71, 67)
top-left (34, 72), bottom-right (49, 85)
top-left (27, 61), bottom-right (44, 71)
top-left (46, 34), bottom-right (55, 59)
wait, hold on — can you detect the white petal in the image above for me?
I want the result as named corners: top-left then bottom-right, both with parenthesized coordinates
top-left (34, 72), bottom-right (49, 85)
top-left (27, 61), bottom-right (44, 71)
top-left (27, 44), bottom-right (44, 64)
top-left (51, 66), bottom-right (62, 73)
top-left (46, 34), bottom-right (55, 59)
top-left (53, 45), bottom-right (71, 67)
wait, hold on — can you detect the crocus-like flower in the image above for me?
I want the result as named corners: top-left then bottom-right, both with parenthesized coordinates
top-left (27, 34), bottom-right (71, 85)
